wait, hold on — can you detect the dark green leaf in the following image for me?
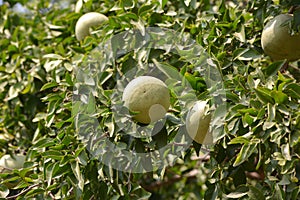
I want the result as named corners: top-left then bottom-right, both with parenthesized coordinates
top-left (254, 87), bottom-right (275, 104)
top-left (248, 185), bottom-right (265, 200)
top-left (233, 140), bottom-right (258, 167)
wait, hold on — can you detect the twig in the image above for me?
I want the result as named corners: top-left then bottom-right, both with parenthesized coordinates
top-left (141, 169), bottom-right (200, 192)
top-left (170, 142), bottom-right (189, 147)
top-left (191, 152), bottom-right (211, 162)
top-left (48, 191), bottom-right (56, 200)
top-left (6, 183), bottom-right (40, 199)
top-left (0, 167), bottom-right (13, 173)
top-left (288, 5), bottom-right (300, 14)
top-left (169, 143), bottom-right (211, 154)
top-left (280, 61), bottom-right (289, 73)
top-left (245, 171), bottom-right (265, 180)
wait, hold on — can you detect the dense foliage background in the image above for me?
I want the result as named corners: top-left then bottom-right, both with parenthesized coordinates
top-left (0, 0), bottom-right (299, 199)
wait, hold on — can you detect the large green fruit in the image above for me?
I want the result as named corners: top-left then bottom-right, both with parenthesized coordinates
top-left (186, 101), bottom-right (213, 145)
top-left (122, 76), bottom-right (170, 124)
top-left (261, 14), bottom-right (300, 61)
top-left (75, 12), bottom-right (108, 41)
top-left (0, 154), bottom-right (26, 172)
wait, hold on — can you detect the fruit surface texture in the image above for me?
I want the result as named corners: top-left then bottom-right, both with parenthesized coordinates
top-left (261, 14), bottom-right (300, 61)
top-left (122, 76), bottom-right (170, 124)
top-left (75, 12), bottom-right (108, 41)
top-left (0, 154), bottom-right (26, 172)
top-left (186, 101), bottom-right (213, 145)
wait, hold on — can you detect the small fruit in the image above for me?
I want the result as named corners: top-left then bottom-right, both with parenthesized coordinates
top-left (0, 154), bottom-right (26, 173)
top-left (75, 12), bottom-right (108, 41)
top-left (186, 100), bottom-right (213, 145)
top-left (122, 76), bottom-right (170, 124)
top-left (261, 14), bottom-right (300, 61)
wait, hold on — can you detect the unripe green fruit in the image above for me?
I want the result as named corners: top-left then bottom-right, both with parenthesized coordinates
top-left (186, 101), bottom-right (213, 145)
top-left (261, 14), bottom-right (300, 61)
top-left (75, 12), bottom-right (108, 41)
top-left (122, 76), bottom-right (170, 124)
top-left (0, 154), bottom-right (26, 172)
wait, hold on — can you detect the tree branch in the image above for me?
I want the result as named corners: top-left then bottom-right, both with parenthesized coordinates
top-left (6, 183), bottom-right (40, 199)
top-left (140, 169), bottom-right (200, 192)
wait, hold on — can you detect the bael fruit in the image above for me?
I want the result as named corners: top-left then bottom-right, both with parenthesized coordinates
top-left (0, 154), bottom-right (26, 189)
top-left (122, 76), bottom-right (170, 124)
top-left (75, 12), bottom-right (108, 41)
top-left (186, 100), bottom-right (213, 145)
top-left (261, 14), bottom-right (300, 61)
top-left (0, 154), bottom-right (26, 172)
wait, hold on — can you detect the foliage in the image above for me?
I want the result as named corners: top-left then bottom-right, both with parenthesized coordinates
top-left (0, 0), bottom-right (299, 199)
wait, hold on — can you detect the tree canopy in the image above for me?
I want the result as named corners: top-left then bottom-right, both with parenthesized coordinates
top-left (0, 0), bottom-right (299, 199)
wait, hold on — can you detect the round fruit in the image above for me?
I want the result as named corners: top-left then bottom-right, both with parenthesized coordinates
top-left (261, 14), bottom-right (300, 61)
top-left (186, 101), bottom-right (213, 145)
top-left (122, 76), bottom-right (170, 124)
top-left (75, 12), bottom-right (108, 41)
top-left (0, 154), bottom-right (26, 172)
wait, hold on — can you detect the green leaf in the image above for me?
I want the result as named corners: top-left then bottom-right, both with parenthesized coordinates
top-left (272, 184), bottom-right (284, 200)
top-left (32, 138), bottom-right (56, 148)
top-left (45, 162), bottom-right (60, 187)
top-left (40, 82), bottom-right (58, 91)
top-left (71, 161), bottom-right (84, 191)
top-left (21, 81), bottom-right (32, 94)
top-left (43, 53), bottom-right (64, 60)
top-left (64, 62), bottom-right (73, 71)
top-left (266, 103), bottom-right (276, 122)
top-left (42, 150), bottom-right (64, 160)
top-left (248, 185), bottom-right (265, 200)
top-left (284, 83), bottom-right (300, 99)
top-left (44, 60), bottom-right (62, 72)
top-left (229, 137), bottom-right (250, 145)
top-left (152, 122), bottom-right (168, 149)
top-left (98, 182), bottom-right (109, 200)
top-left (234, 48), bottom-right (261, 61)
top-left (138, 4), bottom-right (156, 16)
top-left (120, 0), bottom-right (135, 10)
top-left (159, 0), bottom-right (168, 9)
top-left (262, 61), bottom-right (285, 78)
top-left (192, 141), bottom-right (202, 157)
top-left (242, 113), bottom-right (255, 127)
top-left (278, 174), bottom-right (291, 186)
top-left (281, 144), bottom-right (291, 161)
top-left (226, 185), bottom-right (248, 198)
top-left (233, 140), bottom-right (258, 167)
top-left (271, 91), bottom-right (288, 104)
top-left (24, 188), bottom-right (45, 198)
top-left (65, 72), bottom-right (73, 86)
top-left (153, 59), bottom-right (182, 80)
top-left (0, 185), bottom-right (9, 198)
top-left (254, 87), bottom-right (275, 104)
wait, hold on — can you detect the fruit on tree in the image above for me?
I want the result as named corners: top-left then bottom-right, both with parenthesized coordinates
top-left (0, 154), bottom-right (26, 172)
top-left (186, 100), bottom-right (213, 145)
top-left (0, 154), bottom-right (26, 189)
top-left (261, 14), bottom-right (300, 61)
top-left (75, 12), bottom-right (108, 41)
top-left (122, 76), bottom-right (170, 124)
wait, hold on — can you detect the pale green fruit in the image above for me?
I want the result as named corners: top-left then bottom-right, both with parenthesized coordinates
top-left (75, 12), bottom-right (108, 41)
top-left (122, 76), bottom-right (170, 124)
top-left (261, 14), bottom-right (300, 61)
top-left (186, 101), bottom-right (213, 145)
top-left (0, 154), bottom-right (26, 172)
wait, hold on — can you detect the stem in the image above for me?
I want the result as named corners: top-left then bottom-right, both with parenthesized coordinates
top-left (280, 61), bottom-right (289, 73)
top-left (289, 5), bottom-right (300, 14)
top-left (6, 183), bottom-right (40, 199)
top-left (289, 6), bottom-right (295, 14)
top-left (140, 169), bottom-right (200, 192)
